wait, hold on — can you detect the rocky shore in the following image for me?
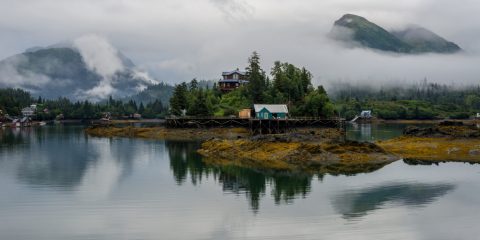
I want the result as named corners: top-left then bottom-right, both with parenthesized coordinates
top-left (378, 122), bottom-right (480, 163)
top-left (85, 121), bottom-right (480, 174)
top-left (198, 138), bottom-right (398, 174)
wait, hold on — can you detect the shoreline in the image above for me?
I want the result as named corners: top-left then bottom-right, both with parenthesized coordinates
top-left (84, 123), bottom-right (480, 173)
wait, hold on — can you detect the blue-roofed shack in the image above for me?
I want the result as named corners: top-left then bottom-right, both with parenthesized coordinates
top-left (254, 104), bottom-right (289, 120)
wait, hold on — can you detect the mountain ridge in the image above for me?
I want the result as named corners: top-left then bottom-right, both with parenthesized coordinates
top-left (0, 38), bottom-right (158, 101)
top-left (331, 14), bottom-right (461, 54)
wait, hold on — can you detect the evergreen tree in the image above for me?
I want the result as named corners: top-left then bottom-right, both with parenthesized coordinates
top-left (169, 83), bottom-right (188, 116)
top-left (189, 78), bottom-right (198, 91)
top-left (187, 89), bottom-right (210, 116)
top-left (246, 51), bottom-right (267, 103)
top-left (138, 102), bottom-right (145, 114)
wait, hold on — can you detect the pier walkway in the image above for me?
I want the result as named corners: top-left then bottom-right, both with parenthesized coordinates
top-left (165, 117), bottom-right (346, 134)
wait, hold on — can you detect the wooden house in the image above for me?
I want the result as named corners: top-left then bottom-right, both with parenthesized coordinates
top-left (218, 69), bottom-right (248, 92)
top-left (21, 104), bottom-right (37, 117)
top-left (253, 104), bottom-right (289, 120)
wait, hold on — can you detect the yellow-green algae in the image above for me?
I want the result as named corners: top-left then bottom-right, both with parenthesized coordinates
top-left (378, 137), bottom-right (480, 162)
top-left (198, 139), bottom-right (398, 174)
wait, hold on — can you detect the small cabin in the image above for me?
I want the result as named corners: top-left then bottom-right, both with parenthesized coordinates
top-left (254, 104), bottom-right (288, 120)
top-left (360, 110), bottom-right (372, 118)
top-left (218, 69), bottom-right (248, 92)
top-left (238, 109), bottom-right (252, 119)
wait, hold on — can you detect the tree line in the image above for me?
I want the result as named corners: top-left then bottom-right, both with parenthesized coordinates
top-left (0, 88), bottom-right (167, 120)
top-left (332, 80), bottom-right (480, 120)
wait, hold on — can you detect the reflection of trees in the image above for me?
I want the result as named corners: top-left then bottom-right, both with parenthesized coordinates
top-left (332, 183), bottom-right (455, 219)
top-left (0, 128), bottom-right (29, 147)
top-left (166, 141), bottom-right (318, 211)
top-left (271, 173), bottom-right (312, 205)
top-left (166, 141), bottom-right (218, 185)
top-left (216, 166), bottom-right (266, 212)
top-left (216, 168), bottom-right (317, 212)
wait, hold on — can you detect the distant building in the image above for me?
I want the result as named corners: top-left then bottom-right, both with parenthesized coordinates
top-left (133, 113), bottom-right (142, 119)
top-left (360, 110), bottom-right (372, 118)
top-left (254, 104), bottom-right (288, 120)
top-left (476, 113), bottom-right (480, 119)
top-left (218, 69), bottom-right (248, 92)
top-left (21, 104), bottom-right (37, 117)
top-left (20, 117), bottom-right (31, 127)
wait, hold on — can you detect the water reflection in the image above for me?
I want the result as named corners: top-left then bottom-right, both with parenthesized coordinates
top-left (2, 127), bottom-right (96, 189)
top-left (0, 127), bottom-right (458, 215)
top-left (0, 128), bottom-right (29, 147)
top-left (1, 127), bottom-right (144, 191)
top-left (166, 140), bottom-right (317, 211)
top-left (332, 182), bottom-right (455, 219)
top-left (347, 123), bottom-right (433, 142)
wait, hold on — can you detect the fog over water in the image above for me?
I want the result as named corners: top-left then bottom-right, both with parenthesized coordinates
top-left (0, 0), bottom-right (479, 89)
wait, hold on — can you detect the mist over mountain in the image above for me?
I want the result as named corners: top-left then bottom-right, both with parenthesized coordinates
top-left (331, 14), bottom-right (461, 54)
top-left (391, 26), bottom-right (461, 54)
top-left (0, 35), bottom-right (158, 101)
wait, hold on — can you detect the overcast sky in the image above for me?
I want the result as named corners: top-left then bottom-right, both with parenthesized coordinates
top-left (1, 0), bottom-right (479, 87)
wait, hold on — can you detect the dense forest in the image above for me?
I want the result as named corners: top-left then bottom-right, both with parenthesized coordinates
top-left (169, 52), bottom-right (335, 118)
top-left (0, 88), bottom-right (167, 120)
top-left (332, 81), bottom-right (480, 120)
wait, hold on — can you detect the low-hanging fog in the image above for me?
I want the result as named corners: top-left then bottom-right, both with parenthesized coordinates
top-left (0, 0), bottom-right (479, 92)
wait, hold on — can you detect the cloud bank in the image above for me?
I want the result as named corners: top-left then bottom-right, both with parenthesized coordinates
top-left (0, 34), bottom-right (157, 100)
top-left (0, 0), bottom-right (479, 90)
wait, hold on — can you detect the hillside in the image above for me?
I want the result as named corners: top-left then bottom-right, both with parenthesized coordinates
top-left (0, 42), bottom-right (157, 101)
top-left (392, 26), bottom-right (461, 53)
top-left (331, 14), bottom-right (461, 54)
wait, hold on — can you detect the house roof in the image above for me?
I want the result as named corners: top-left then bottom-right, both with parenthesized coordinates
top-left (222, 70), bottom-right (246, 76)
top-left (254, 104), bottom-right (289, 113)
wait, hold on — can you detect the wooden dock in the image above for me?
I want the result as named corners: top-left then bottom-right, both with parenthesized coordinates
top-left (165, 117), bottom-right (346, 135)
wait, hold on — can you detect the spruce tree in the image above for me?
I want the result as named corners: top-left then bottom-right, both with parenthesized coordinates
top-left (170, 83), bottom-right (188, 116)
top-left (246, 51), bottom-right (267, 103)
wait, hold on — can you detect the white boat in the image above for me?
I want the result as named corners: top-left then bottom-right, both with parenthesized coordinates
top-left (39, 121), bottom-right (47, 126)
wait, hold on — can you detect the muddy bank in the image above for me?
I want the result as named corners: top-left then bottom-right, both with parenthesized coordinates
top-left (85, 125), bottom-right (250, 141)
top-left (198, 138), bottom-right (398, 175)
top-left (379, 122), bottom-right (480, 163)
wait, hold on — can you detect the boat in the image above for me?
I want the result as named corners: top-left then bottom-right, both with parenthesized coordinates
top-left (39, 121), bottom-right (47, 126)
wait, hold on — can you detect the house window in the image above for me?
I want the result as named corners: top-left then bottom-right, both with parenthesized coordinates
top-left (264, 112), bottom-right (269, 119)
top-left (234, 74), bottom-right (238, 80)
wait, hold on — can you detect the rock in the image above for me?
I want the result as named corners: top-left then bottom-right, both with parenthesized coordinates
top-left (447, 147), bottom-right (460, 154)
top-left (469, 149), bottom-right (480, 156)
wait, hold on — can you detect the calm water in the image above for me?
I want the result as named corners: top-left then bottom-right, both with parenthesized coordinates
top-left (1, 125), bottom-right (479, 240)
top-left (346, 122), bottom-right (433, 142)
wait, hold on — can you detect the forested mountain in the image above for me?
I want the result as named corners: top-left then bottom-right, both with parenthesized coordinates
top-left (331, 14), bottom-right (461, 54)
top-left (0, 43), bottom-right (156, 101)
